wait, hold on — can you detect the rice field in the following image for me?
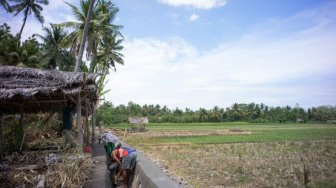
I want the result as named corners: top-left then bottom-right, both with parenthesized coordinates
top-left (115, 123), bottom-right (336, 187)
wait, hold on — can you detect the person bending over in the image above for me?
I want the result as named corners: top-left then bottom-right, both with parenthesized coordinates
top-left (111, 145), bottom-right (137, 188)
top-left (99, 131), bottom-right (119, 156)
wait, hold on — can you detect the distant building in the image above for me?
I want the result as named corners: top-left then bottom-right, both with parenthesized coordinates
top-left (128, 117), bottom-right (148, 132)
top-left (296, 118), bottom-right (304, 123)
top-left (327, 119), bottom-right (336, 124)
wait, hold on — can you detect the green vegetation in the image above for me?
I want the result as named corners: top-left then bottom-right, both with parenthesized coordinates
top-left (97, 101), bottom-right (336, 124)
top-left (153, 128), bottom-right (336, 144)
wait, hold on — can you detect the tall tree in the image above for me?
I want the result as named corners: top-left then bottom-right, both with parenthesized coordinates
top-left (57, 0), bottom-right (123, 92)
top-left (11, 0), bottom-right (49, 41)
top-left (57, 0), bottom-right (123, 145)
top-left (0, 23), bottom-right (18, 65)
top-left (92, 34), bottom-right (124, 72)
top-left (93, 34), bottom-right (124, 96)
top-left (74, 0), bottom-right (95, 146)
top-left (58, 0), bottom-right (121, 62)
top-left (74, 0), bottom-right (95, 72)
top-left (0, 24), bottom-right (40, 67)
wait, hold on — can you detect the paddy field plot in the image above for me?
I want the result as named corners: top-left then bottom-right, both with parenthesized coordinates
top-left (113, 123), bottom-right (336, 187)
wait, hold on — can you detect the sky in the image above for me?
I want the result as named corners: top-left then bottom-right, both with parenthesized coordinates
top-left (1, 0), bottom-right (336, 110)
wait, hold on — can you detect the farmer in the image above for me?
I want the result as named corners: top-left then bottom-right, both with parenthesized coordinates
top-left (99, 131), bottom-right (119, 156)
top-left (62, 100), bottom-right (76, 146)
top-left (111, 144), bottom-right (137, 188)
top-left (108, 142), bottom-right (121, 186)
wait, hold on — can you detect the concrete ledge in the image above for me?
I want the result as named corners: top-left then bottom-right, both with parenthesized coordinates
top-left (131, 152), bottom-right (179, 188)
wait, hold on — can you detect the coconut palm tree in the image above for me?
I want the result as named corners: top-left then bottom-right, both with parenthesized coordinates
top-left (0, 24), bottom-right (41, 67)
top-left (0, 0), bottom-right (11, 12)
top-left (93, 34), bottom-right (124, 72)
top-left (57, 0), bottom-right (124, 146)
top-left (57, 0), bottom-right (122, 61)
top-left (11, 0), bottom-right (49, 41)
top-left (74, 0), bottom-right (95, 72)
top-left (34, 24), bottom-right (74, 70)
top-left (91, 34), bottom-right (124, 96)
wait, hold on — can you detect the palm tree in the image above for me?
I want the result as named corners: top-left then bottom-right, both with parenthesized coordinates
top-left (56, 0), bottom-right (123, 146)
top-left (0, 0), bottom-right (11, 12)
top-left (74, 0), bottom-right (96, 147)
top-left (210, 106), bottom-right (222, 122)
top-left (74, 0), bottom-right (95, 72)
top-left (91, 34), bottom-right (124, 96)
top-left (57, 0), bottom-right (121, 60)
top-left (0, 24), bottom-right (40, 67)
top-left (198, 108), bottom-right (208, 122)
top-left (34, 24), bottom-right (74, 70)
top-left (92, 34), bottom-right (124, 72)
top-left (11, 0), bottom-right (49, 40)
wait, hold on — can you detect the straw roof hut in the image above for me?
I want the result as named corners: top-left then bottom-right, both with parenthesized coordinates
top-left (0, 65), bottom-right (99, 158)
top-left (0, 65), bottom-right (98, 114)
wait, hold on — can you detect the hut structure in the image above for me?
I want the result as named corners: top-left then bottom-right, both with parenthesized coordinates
top-left (0, 65), bottom-right (98, 157)
top-left (128, 117), bottom-right (148, 132)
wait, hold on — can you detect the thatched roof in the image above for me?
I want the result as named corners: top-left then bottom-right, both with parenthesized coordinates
top-left (0, 66), bottom-right (98, 114)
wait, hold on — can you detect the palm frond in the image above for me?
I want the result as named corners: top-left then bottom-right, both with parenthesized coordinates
top-left (55, 21), bottom-right (81, 30)
top-left (64, 1), bottom-right (86, 22)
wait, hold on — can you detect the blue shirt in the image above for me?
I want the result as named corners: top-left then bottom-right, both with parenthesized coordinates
top-left (62, 106), bottom-right (74, 130)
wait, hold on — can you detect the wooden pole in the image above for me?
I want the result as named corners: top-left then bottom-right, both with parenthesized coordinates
top-left (76, 94), bottom-right (83, 146)
top-left (122, 128), bottom-right (127, 142)
top-left (91, 99), bottom-right (95, 149)
top-left (85, 100), bottom-right (89, 146)
top-left (19, 105), bottom-right (24, 151)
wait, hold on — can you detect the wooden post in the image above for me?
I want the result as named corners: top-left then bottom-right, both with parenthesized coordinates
top-left (19, 105), bottom-right (24, 151)
top-left (0, 111), bottom-right (4, 160)
top-left (91, 99), bottom-right (95, 149)
top-left (84, 100), bottom-right (89, 146)
top-left (76, 94), bottom-right (83, 146)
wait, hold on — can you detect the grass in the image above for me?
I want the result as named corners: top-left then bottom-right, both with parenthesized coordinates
top-left (157, 128), bottom-right (335, 143)
top-left (137, 140), bottom-right (336, 188)
top-left (121, 123), bottom-right (336, 146)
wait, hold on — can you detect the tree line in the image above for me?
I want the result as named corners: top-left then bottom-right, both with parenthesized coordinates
top-left (97, 101), bottom-right (336, 124)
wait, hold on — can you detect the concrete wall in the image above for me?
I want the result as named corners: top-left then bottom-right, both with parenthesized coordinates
top-left (105, 152), bottom-right (179, 188)
top-left (131, 152), bottom-right (179, 188)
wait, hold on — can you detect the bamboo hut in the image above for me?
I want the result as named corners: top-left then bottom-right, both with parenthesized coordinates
top-left (0, 65), bottom-right (98, 156)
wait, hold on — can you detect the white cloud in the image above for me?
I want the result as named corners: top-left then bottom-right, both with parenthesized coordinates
top-left (188, 13), bottom-right (199, 22)
top-left (105, 25), bottom-right (336, 109)
top-left (158, 0), bottom-right (227, 9)
top-left (105, 4), bottom-right (336, 109)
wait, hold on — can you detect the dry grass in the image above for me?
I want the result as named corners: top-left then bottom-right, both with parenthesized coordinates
top-left (0, 149), bottom-right (93, 188)
top-left (1, 123), bottom-right (93, 188)
top-left (137, 140), bottom-right (336, 188)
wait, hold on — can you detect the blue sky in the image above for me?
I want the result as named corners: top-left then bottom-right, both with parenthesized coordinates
top-left (1, 0), bottom-right (336, 109)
